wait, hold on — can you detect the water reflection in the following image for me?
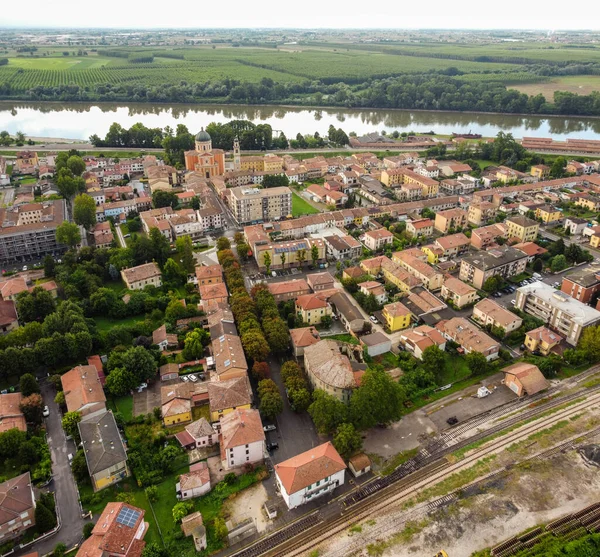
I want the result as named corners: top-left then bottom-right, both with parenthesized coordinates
top-left (0, 101), bottom-right (599, 140)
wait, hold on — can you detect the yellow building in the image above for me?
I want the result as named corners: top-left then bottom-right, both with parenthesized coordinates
top-left (421, 245), bottom-right (443, 265)
top-left (434, 208), bottom-right (468, 233)
top-left (382, 302), bottom-right (412, 332)
top-left (535, 205), bottom-right (562, 224)
top-left (161, 385), bottom-right (193, 426)
top-left (207, 378), bottom-right (252, 423)
top-left (505, 215), bottom-right (539, 242)
top-left (575, 197), bottom-right (600, 212)
top-left (295, 293), bottom-right (332, 325)
top-left (591, 234), bottom-right (600, 249)
top-left (530, 165), bottom-right (550, 179)
top-left (240, 155), bottom-right (283, 173)
top-left (254, 238), bottom-right (326, 271)
top-left (441, 277), bottom-right (479, 309)
top-left (524, 326), bottom-right (562, 356)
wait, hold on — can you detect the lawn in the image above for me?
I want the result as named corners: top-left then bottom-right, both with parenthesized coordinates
top-left (108, 395), bottom-right (134, 423)
top-left (292, 192), bottom-right (320, 217)
top-left (437, 354), bottom-right (472, 385)
top-left (192, 405), bottom-right (210, 422)
top-left (104, 280), bottom-right (125, 294)
top-left (94, 315), bottom-right (145, 332)
top-left (327, 333), bottom-right (359, 345)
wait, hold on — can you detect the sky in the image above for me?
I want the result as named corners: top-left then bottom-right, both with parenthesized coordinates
top-left (1, 0), bottom-right (599, 30)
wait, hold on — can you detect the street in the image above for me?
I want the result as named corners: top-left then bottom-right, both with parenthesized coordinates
top-left (16, 381), bottom-right (87, 556)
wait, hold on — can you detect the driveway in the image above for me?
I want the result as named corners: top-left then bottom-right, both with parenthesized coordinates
top-left (16, 381), bottom-right (87, 556)
top-left (133, 380), bottom-right (163, 417)
top-left (264, 357), bottom-right (322, 464)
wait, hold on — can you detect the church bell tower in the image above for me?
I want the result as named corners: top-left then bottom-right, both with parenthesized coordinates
top-left (233, 137), bottom-right (241, 171)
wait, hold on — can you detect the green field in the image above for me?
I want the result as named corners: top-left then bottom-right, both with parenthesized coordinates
top-left (292, 192), bottom-right (320, 217)
top-left (94, 315), bottom-right (145, 332)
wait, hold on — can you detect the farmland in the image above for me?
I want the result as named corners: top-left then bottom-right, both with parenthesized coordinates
top-left (514, 75), bottom-right (600, 100)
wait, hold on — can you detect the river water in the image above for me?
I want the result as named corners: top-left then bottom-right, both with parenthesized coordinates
top-left (1, 101), bottom-right (600, 141)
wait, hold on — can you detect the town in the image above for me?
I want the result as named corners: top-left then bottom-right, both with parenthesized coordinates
top-left (3, 125), bottom-right (600, 557)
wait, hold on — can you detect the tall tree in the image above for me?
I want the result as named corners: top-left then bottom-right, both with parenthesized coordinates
top-left (56, 221), bottom-right (81, 248)
top-left (263, 252), bottom-right (272, 275)
top-left (175, 236), bottom-right (195, 274)
top-left (308, 390), bottom-right (348, 435)
top-left (311, 244), bottom-right (319, 267)
top-left (73, 194), bottom-right (97, 230)
top-left (333, 422), bottom-right (362, 459)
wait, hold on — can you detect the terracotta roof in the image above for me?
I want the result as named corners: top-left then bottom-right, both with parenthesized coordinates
top-left (207, 376), bottom-right (251, 413)
top-left (306, 272), bottom-right (334, 287)
top-left (304, 340), bottom-right (362, 390)
top-left (474, 299), bottom-right (522, 328)
top-left (268, 279), bottom-right (310, 297)
top-left (526, 326), bottom-right (563, 346)
top-left (503, 362), bottom-right (550, 395)
top-left (365, 229), bottom-right (393, 240)
top-left (401, 325), bottom-right (446, 352)
top-left (152, 324), bottom-right (178, 346)
top-left (211, 334), bottom-right (247, 377)
top-left (0, 393), bottom-right (26, 433)
top-left (181, 511), bottom-right (205, 538)
top-left (275, 442), bottom-right (346, 495)
top-left (179, 462), bottom-right (210, 491)
top-left (409, 218), bottom-right (434, 229)
top-left (0, 300), bottom-right (17, 328)
top-left (512, 242), bottom-right (548, 257)
top-left (0, 277), bottom-right (28, 299)
top-left (348, 453), bottom-right (371, 471)
top-left (121, 262), bottom-right (161, 284)
top-left (61, 365), bottom-right (106, 413)
top-left (435, 233), bottom-right (470, 251)
top-left (199, 282), bottom-right (228, 301)
top-left (436, 317), bottom-right (498, 355)
top-left (383, 301), bottom-right (411, 318)
top-left (443, 277), bottom-right (476, 297)
top-left (290, 327), bottom-right (321, 348)
top-left (219, 408), bottom-right (264, 449)
top-left (295, 293), bottom-right (328, 311)
top-left (185, 417), bottom-right (214, 439)
top-left (0, 473), bottom-right (34, 527)
top-left (195, 265), bottom-right (222, 281)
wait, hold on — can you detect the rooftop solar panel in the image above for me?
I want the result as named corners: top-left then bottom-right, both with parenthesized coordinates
top-left (116, 507), bottom-right (141, 528)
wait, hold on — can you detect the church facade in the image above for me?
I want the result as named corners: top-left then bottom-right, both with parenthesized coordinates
top-left (184, 129), bottom-right (226, 177)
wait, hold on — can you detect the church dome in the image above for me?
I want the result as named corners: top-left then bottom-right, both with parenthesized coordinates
top-left (195, 128), bottom-right (211, 142)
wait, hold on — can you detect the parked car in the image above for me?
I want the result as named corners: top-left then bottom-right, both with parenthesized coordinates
top-left (263, 424), bottom-right (276, 432)
top-left (553, 282), bottom-right (561, 288)
top-left (43, 406), bottom-right (50, 418)
top-left (188, 374), bottom-right (198, 383)
top-left (511, 300), bottom-right (516, 306)
top-left (137, 382), bottom-right (148, 393)
top-left (67, 453), bottom-right (73, 464)
top-left (22, 265), bottom-right (28, 271)
top-left (446, 416), bottom-right (458, 425)
top-left (369, 315), bottom-right (378, 323)
top-left (492, 292), bottom-right (502, 298)
top-left (181, 376), bottom-right (190, 382)
top-left (267, 442), bottom-right (279, 451)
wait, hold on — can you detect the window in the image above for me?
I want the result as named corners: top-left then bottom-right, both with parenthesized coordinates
top-left (246, 449), bottom-right (249, 455)
top-left (246, 456), bottom-right (250, 461)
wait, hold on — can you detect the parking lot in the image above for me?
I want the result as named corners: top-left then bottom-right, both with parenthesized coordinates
top-left (132, 380), bottom-right (162, 417)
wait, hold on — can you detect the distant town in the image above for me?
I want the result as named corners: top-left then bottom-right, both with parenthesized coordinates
top-left (2, 124), bottom-right (600, 557)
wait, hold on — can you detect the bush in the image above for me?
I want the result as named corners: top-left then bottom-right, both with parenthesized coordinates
top-left (83, 522), bottom-right (94, 539)
top-left (145, 485), bottom-right (158, 502)
top-left (224, 472), bottom-right (236, 485)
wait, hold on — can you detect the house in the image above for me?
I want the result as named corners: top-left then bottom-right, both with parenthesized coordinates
top-left (421, 244), bottom-right (444, 265)
top-left (441, 277), bottom-right (479, 309)
top-left (358, 281), bottom-right (387, 304)
top-left (152, 324), bottom-right (178, 351)
top-left (434, 208), bottom-right (468, 233)
top-left (199, 283), bottom-right (228, 308)
top-left (468, 202), bottom-right (497, 226)
top-left (177, 462), bottom-right (211, 500)
top-left (268, 279), bottom-right (310, 303)
top-left (434, 233), bottom-right (471, 259)
top-left (513, 242), bottom-right (548, 263)
top-left (323, 235), bottom-right (362, 261)
top-left (0, 277), bottom-right (28, 301)
top-left (382, 301), bottom-right (412, 332)
top-left (0, 393), bottom-right (26, 433)
top-left (121, 263), bottom-right (162, 290)
top-left (360, 331), bottom-right (392, 357)
top-left (207, 376), bottom-right (252, 423)
top-left (306, 272), bottom-right (335, 292)
top-left (181, 512), bottom-right (207, 552)
top-left (160, 363), bottom-right (180, 382)
top-left (471, 223), bottom-right (506, 250)
top-left (391, 250), bottom-right (444, 291)
top-left (459, 246), bottom-right (528, 290)
top-left (362, 229), bottom-right (394, 251)
top-left (524, 326), bottom-right (563, 355)
top-left (564, 217), bottom-right (589, 236)
top-left (399, 325), bottom-right (447, 360)
top-left (161, 384), bottom-right (194, 426)
top-left (0, 473), bottom-right (36, 541)
top-left (76, 502), bottom-right (147, 557)
top-left (438, 161), bottom-right (472, 177)
top-left (503, 362), bottom-right (549, 397)
top-left (328, 291), bottom-right (369, 334)
top-left (561, 269), bottom-right (600, 304)
top-left (290, 327), bottom-right (321, 357)
top-left (403, 288), bottom-right (447, 317)
top-left (79, 411), bottom-right (130, 491)
top-left (61, 365), bottom-right (107, 419)
top-left (219, 408), bottom-right (265, 470)
top-left (342, 266), bottom-right (365, 281)
top-left (195, 265), bottom-right (223, 286)
top-left (472, 298), bottom-right (523, 333)
top-left (505, 215), bottom-right (539, 242)
top-left (295, 293), bottom-right (332, 326)
top-left (0, 300), bottom-right (18, 334)
top-left (406, 218), bottom-right (434, 238)
top-left (210, 334), bottom-right (248, 381)
top-left (274, 442), bottom-right (346, 510)
top-left (535, 204), bottom-right (562, 224)
top-left (304, 340), bottom-right (366, 402)
top-left (175, 418), bottom-right (215, 450)
top-left (530, 164), bottom-right (550, 179)
top-left (348, 453), bottom-right (371, 478)
top-left (436, 317), bottom-right (500, 361)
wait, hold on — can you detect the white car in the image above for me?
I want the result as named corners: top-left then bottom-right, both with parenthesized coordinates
top-left (181, 376), bottom-right (190, 382)
top-left (369, 315), bottom-right (378, 323)
top-left (137, 383), bottom-right (148, 392)
top-left (22, 265), bottom-right (28, 271)
top-left (188, 374), bottom-right (198, 383)
top-left (43, 406), bottom-right (50, 417)
top-left (511, 300), bottom-right (516, 306)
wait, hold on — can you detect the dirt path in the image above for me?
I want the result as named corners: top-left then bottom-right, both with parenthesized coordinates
top-left (223, 482), bottom-right (270, 533)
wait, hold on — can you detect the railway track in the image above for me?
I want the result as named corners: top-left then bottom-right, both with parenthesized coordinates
top-left (231, 390), bottom-right (600, 557)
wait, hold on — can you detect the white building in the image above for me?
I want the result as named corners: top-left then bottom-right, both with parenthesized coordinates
top-left (176, 462), bottom-right (211, 500)
top-left (274, 442), bottom-right (346, 509)
top-left (219, 409), bottom-right (265, 470)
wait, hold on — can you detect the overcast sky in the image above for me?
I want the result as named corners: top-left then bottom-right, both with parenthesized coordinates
top-left (1, 0), bottom-right (598, 30)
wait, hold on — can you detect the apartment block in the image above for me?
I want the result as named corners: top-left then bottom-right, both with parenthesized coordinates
top-left (459, 246), bottom-right (528, 290)
top-left (434, 208), bottom-right (468, 233)
top-left (228, 186), bottom-right (292, 225)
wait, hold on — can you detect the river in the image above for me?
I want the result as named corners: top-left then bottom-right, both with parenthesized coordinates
top-left (1, 101), bottom-right (600, 141)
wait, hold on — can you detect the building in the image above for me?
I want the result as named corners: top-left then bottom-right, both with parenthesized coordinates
top-left (0, 300), bottom-right (18, 334)
top-left (564, 217), bottom-right (589, 236)
top-left (503, 362), bottom-right (549, 397)
top-left (406, 218), bottom-right (434, 238)
top-left (121, 263), bottom-right (162, 291)
top-left (268, 279), bottom-right (310, 302)
top-left (471, 223), bottom-right (506, 250)
top-left (434, 208), bottom-right (468, 233)
top-left (434, 233), bottom-right (471, 259)
top-left (195, 265), bottom-right (223, 286)
top-left (468, 202), bottom-right (497, 226)
top-left (358, 281), bottom-right (387, 304)
top-left (210, 334), bottom-right (248, 381)
top-left (199, 283), bottom-right (228, 308)
top-left (472, 298), bottom-right (523, 333)
top-left (348, 453), bottom-right (371, 478)
top-left (531, 164), bottom-right (550, 180)
top-left (76, 502), bottom-right (147, 557)
top-left (79, 411), bottom-right (129, 491)
top-left (362, 229), bottom-right (394, 251)
top-left (360, 331), bottom-right (392, 357)
top-left (382, 301), bottom-right (412, 332)
top-left (0, 200), bottom-right (68, 265)
top-left (152, 324), bottom-right (178, 352)
top-left (177, 462), bottom-right (211, 500)
top-left (0, 277), bottom-right (28, 301)
top-left (0, 393), bottom-right (26, 433)
top-left (441, 277), bottom-right (479, 309)
top-left (295, 293), bottom-right (332, 326)
top-left (323, 234), bottom-right (362, 261)
top-left (219, 408), bottom-right (265, 470)
top-left (515, 282), bottom-right (600, 345)
top-left (512, 242), bottom-right (548, 263)
top-left (15, 151), bottom-right (39, 174)
top-left (0, 473), bottom-right (36, 541)
top-left (505, 215), bottom-right (540, 242)
top-left (290, 327), bottom-right (321, 357)
top-left (436, 317), bottom-right (500, 361)
top-left (175, 418), bottom-right (215, 450)
top-left (524, 326), bottom-right (563, 355)
top-left (61, 365), bottom-right (107, 420)
top-left (181, 512), bottom-right (207, 552)
top-left (184, 130), bottom-right (225, 177)
top-left (307, 272), bottom-right (335, 292)
top-left (161, 384), bottom-right (194, 426)
top-left (459, 246), bottom-right (528, 290)
top-left (274, 442), bottom-right (346, 510)
top-left (328, 291), bottom-right (369, 334)
top-left (207, 376), bottom-right (252, 423)
top-left (392, 250), bottom-right (444, 291)
top-left (438, 161), bottom-right (472, 177)
top-left (399, 325), bottom-right (446, 360)
top-left (303, 340), bottom-right (366, 402)
top-left (228, 186), bottom-right (292, 225)
top-left (561, 269), bottom-right (600, 304)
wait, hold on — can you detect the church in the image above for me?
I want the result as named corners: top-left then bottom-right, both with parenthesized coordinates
top-left (184, 129), bottom-right (227, 177)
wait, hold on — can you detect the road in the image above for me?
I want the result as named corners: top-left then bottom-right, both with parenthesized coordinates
top-left (16, 381), bottom-right (87, 556)
top-left (539, 227), bottom-right (600, 258)
top-left (114, 224), bottom-right (127, 248)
